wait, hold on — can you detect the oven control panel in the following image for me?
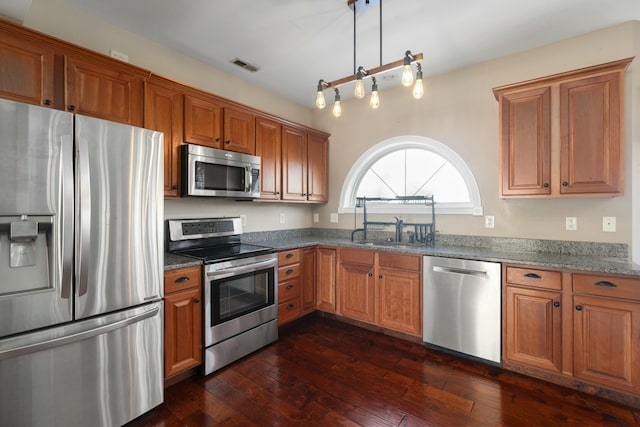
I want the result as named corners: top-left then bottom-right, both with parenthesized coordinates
top-left (168, 217), bottom-right (242, 241)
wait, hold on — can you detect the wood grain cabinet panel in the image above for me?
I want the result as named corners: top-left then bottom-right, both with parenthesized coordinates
top-left (184, 92), bottom-right (223, 149)
top-left (338, 259), bottom-right (376, 323)
top-left (316, 247), bottom-right (337, 313)
top-left (144, 76), bottom-right (184, 198)
top-left (307, 133), bottom-right (329, 202)
top-left (505, 285), bottom-right (562, 372)
top-left (494, 58), bottom-right (631, 198)
top-left (255, 116), bottom-right (282, 200)
top-left (301, 248), bottom-right (317, 314)
top-left (223, 106), bottom-right (255, 154)
top-left (573, 295), bottom-right (640, 393)
top-left (164, 267), bottom-right (203, 380)
top-left (65, 55), bottom-right (144, 126)
top-left (281, 125), bottom-right (308, 201)
top-left (0, 30), bottom-right (55, 106)
top-left (377, 265), bottom-right (421, 335)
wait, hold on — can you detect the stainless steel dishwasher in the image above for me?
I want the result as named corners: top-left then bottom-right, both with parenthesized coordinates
top-left (423, 256), bottom-right (502, 364)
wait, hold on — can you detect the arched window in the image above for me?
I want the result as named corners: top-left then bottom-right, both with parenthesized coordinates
top-left (339, 136), bottom-right (483, 215)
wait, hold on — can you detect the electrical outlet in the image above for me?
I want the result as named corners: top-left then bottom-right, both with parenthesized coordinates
top-left (565, 217), bottom-right (577, 231)
top-left (240, 215), bottom-right (247, 226)
top-left (603, 216), bottom-right (616, 232)
top-left (330, 213), bottom-right (339, 223)
top-left (109, 49), bottom-right (129, 62)
top-left (313, 213), bottom-right (319, 223)
top-left (484, 215), bottom-right (494, 229)
top-left (279, 213), bottom-right (285, 224)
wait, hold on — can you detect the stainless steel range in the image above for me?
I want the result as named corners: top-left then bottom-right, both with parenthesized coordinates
top-left (167, 217), bottom-right (278, 375)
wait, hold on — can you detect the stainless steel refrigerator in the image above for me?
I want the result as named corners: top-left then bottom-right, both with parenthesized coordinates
top-left (0, 99), bottom-right (164, 426)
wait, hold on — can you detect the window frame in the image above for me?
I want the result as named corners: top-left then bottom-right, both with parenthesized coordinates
top-left (338, 135), bottom-right (483, 215)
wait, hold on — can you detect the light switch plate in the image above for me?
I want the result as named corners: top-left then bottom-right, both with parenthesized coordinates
top-left (330, 213), bottom-right (339, 223)
top-left (484, 215), bottom-right (494, 229)
top-left (565, 217), bottom-right (577, 231)
top-left (313, 213), bottom-right (319, 223)
top-left (279, 213), bottom-right (285, 224)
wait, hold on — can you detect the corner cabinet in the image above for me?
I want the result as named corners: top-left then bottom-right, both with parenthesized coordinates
top-left (493, 57), bottom-right (633, 198)
top-left (164, 266), bottom-right (203, 380)
top-left (337, 248), bottom-right (421, 337)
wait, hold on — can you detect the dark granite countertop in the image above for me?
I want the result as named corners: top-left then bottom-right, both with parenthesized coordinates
top-left (165, 235), bottom-right (640, 277)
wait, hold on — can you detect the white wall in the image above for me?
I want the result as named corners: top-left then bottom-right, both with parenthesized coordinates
top-left (312, 21), bottom-right (639, 251)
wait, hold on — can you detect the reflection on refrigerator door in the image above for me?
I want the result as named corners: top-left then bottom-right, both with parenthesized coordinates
top-left (0, 98), bottom-right (165, 426)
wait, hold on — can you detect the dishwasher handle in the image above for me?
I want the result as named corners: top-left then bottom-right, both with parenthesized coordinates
top-left (432, 265), bottom-right (488, 278)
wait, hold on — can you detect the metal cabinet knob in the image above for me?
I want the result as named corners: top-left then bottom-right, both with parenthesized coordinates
top-left (286, 304), bottom-right (294, 310)
top-left (553, 301), bottom-right (560, 308)
top-left (575, 305), bottom-right (583, 311)
top-left (286, 269), bottom-right (294, 275)
top-left (175, 276), bottom-right (190, 283)
top-left (367, 272), bottom-right (373, 277)
top-left (286, 284), bottom-right (293, 289)
top-left (378, 274), bottom-right (383, 279)
top-left (194, 298), bottom-right (200, 304)
top-left (543, 183), bottom-right (549, 188)
top-left (562, 182), bottom-right (568, 187)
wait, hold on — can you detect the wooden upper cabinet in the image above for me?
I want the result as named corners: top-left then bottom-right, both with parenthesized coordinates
top-left (560, 72), bottom-right (622, 194)
top-left (65, 55), bottom-right (144, 126)
top-left (144, 76), bottom-right (184, 198)
top-left (282, 125), bottom-right (308, 201)
top-left (255, 116), bottom-right (282, 200)
top-left (0, 30), bottom-right (55, 106)
top-left (184, 92), bottom-right (223, 149)
top-left (493, 57), bottom-right (632, 198)
top-left (307, 133), bottom-right (329, 203)
top-left (223, 106), bottom-right (255, 154)
top-left (499, 87), bottom-right (551, 196)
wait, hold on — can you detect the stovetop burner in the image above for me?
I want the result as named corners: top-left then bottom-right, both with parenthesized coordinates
top-left (166, 217), bottom-right (275, 264)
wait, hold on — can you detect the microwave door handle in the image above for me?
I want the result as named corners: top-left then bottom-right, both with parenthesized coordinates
top-left (245, 167), bottom-right (252, 193)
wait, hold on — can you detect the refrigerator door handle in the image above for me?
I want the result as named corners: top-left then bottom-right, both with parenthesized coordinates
top-left (0, 305), bottom-right (160, 361)
top-left (75, 136), bottom-right (91, 296)
top-left (60, 134), bottom-right (74, 299)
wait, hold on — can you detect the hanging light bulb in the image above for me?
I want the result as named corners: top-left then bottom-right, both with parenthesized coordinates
top-left (401, 51), bottom-right (414, 87)
top-left (332, 88), bottom-right (342, 117)
top-left (369, 77), bottom-right (380, 109)
top-left (412, 63), bottom-right (424, 99)
top-left (315, 80), bottom-right (327, 109)
top-left (354, 67), bottom-right (366, 99)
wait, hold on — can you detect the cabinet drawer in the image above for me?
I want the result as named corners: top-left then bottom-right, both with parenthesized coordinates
top-left (378, 252), bottom-right (421, 271)
top-left (573, 273), bottom-right (640, 301)
top-left (278, 277), bottom-right (301, 302)
top-left (278, 263), bottom-right (300, 280)
top-left (164, 266), bottom-right (202, 294)
top-left (506, 266), bottom-right (562, 290)
top-left (278, 249), bottom-right (301, 265)
top-left (278, 297), bottom-right (302, 325)
top-left (340, 248), bottom-right (375, 265)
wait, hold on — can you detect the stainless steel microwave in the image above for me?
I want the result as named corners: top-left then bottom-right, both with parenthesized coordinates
top-left (181, 144), bottom-right (261, 199)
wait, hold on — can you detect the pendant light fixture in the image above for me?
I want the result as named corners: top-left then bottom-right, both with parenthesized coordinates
top-left (315, 0), bottom-right (424, 116)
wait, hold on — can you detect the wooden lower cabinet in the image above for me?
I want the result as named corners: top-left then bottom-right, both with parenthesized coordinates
top-left (164, 266), bottom-right (202, 379)
top-left (505, 285), bottom-right (562, 372)
top-left (301, 248), bottom-right (317, 314)
top-left (316, 247), bottom-right (337, 313)
top-left (503, 265), bottom-right (640, 406)
top-left (337, 248), bottom-right (421, 337)
top-left (277, 249), bottom-right (302, 325)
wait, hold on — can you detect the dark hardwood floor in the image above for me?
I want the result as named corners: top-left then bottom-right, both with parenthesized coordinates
top-left (128, 315), bottom-right (640, 426)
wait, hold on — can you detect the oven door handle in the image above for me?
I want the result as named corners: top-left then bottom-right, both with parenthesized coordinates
top-left (206, 258), bottom-right (277, 280)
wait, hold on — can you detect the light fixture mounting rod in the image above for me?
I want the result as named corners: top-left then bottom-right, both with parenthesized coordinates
top-left (323, 52), bottom-right (423, 89)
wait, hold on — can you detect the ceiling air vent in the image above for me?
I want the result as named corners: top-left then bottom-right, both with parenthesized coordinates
top-left (231, 58), bottom-right (259, 72)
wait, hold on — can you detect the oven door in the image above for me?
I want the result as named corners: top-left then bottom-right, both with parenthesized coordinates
top-left (204, 253), bottom-right (277, 346)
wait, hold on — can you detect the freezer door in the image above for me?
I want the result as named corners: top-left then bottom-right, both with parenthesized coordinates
top-left (75, 115), bottom-right (164, 318)
top-left (0, 99), bottom-right (74, 337)
top-left (0, 302), bottom-right (163, 427)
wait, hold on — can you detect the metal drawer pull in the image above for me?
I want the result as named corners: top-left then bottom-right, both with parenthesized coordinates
top-left (175, 276), bottom-right (190, 283)
top-left (286, 253), bottom-right (294, 258)
top-left (594, 280), bottom-right (617, 288)
top-left (287, 304), bottom-right (294, 309)
top-left (524, 273), bottom-right (542, 279)
top-left (286, 269), bottom-right (294, 275)
top-left (286, 284), bottom-right (294, 289)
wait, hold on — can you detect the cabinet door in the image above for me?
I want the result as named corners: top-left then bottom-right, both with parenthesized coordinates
top-left (0, 31), bottom-right (55, 106)
top-left (301, 248), bottom-right (317, 314)
top-left (184, 93), bottom-right (223, 148)
top-left (144, 77), bottom-right (184, 198)
top-left (377, 267), bottom-right (421, 336)
top-left (164, 287), bottom-right (202, 378)
top-left (281, 125), bottom-right (307, 201)
top-left (307, 133), bottom-right (329, 202)
top-left (499, 87), bottom-right (551, 196)
top-left (573, 295), bottom-right (640, 393)
top-left (505, 286), bottom-right (562, 372)
top-left (255, 116), bottom-right (282, 200)
top-left (65, 55), bottom-right (143, 126)
top-left (223, 106), bottom-right (255, 154)
top-left (317, 247), bottom-right (337, 313)
top-left (560, 72), bottom-right (622, 195)
top-left (338, 261), bottom-right (376, 324)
